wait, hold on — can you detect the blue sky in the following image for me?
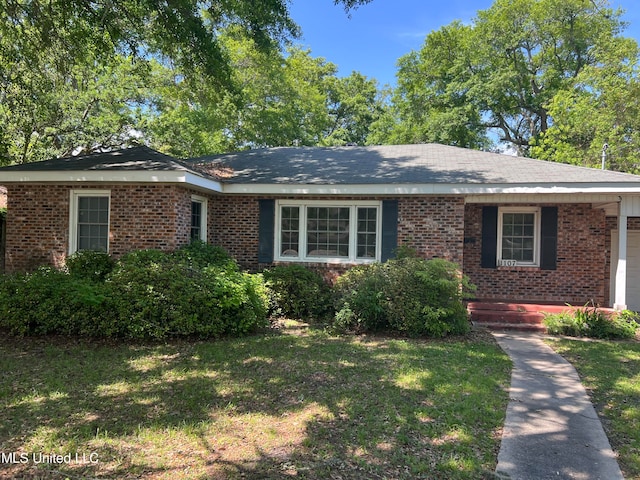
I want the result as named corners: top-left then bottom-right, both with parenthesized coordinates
top-left (289, 0), bottom-right (640, 87)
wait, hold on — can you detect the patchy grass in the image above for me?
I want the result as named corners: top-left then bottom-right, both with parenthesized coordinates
top-left (0, 322), bottom-right (510, 479)
top-left (546, 337), bottom-right (640, 479)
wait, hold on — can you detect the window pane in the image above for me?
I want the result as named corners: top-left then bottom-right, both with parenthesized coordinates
top-left (501, 212), bottom-right (535, 263)
top-left (190, 201), bottom-right (202, 241)
top-left (306, 207), bottom-right (350, 257)
top-left (357, 207), bottom-right (377, 258)
top-left (77, 196), bottom-right (109, 252)
top-left (280, 206), bottom-right (300, 256)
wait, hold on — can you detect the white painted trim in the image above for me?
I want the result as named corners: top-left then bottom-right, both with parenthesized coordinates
top-left (614, 201), bottom-right (629, 310)
top-left (465, 194), bottom-right (623, 204)
top-left (0, 170), bottom-right (223, 192)
top-left (1, 169), bottom-right (638, 197)
top-left (190, 194), bottom-right (208, 242)
top-left (496, 206), bottom-right (541, 268)
top-left (185, 173), bottom-right (224, 193)
top-left (68, 189), bottom-right (111, 255)
top-left (274, 200), bottom-right (382, 264)
top-left (222, 183), bottom-right (640, 196)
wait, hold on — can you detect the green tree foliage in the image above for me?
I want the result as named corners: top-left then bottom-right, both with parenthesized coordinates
top-left (142, 30), bottom-right (384, 157)
top-left (0, 0), bottom-right (303, 89)
top-left (375, 0), bottom-right (632, 157)
top-left (0, 0), bottom-right (378, 164)
top-left (372, 22), bottom-right (491, 149)
top-left (323, 72), bottom-right (385, 146)
top-left (531, 36), bottom-right (640, 172)
top-left (232, 43), bottom-right (336, 149)
top-left (0, 49), bottom-right (150, 164)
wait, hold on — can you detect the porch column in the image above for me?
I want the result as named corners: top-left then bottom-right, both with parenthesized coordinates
top-left (614, 211), bottom-right (628, 311)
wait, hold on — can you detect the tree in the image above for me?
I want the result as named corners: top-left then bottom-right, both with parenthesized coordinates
top-left (143, 28), bottom-right (385, 156)
top-left (0, 1), bottom-right (371, 89)
top-left (531, 36), bottom-right (640, 172)
top-left (371, 22), bottom-right (491, 149)
top-left (0, 0), bottom-right (378, 163)
top-left (378, 0), bottom-right (629, 155)
top-left (0, 48), bottom-right (149, 164)
top-left (323, 72), bottom-right (384, 146)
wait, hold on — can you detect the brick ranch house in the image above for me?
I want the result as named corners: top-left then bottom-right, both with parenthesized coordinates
top-left (2, 143), bottom-right (640, 313)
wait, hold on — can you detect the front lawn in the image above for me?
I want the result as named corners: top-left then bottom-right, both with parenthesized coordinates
top-left (546, 337), bottom-right (640, 479)
top-left (0, 322), bottom-right (510, 479)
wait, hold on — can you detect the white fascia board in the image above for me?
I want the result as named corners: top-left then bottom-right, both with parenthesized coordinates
top-left (220, 182), bottom-right (640, 196)
top-left (184, 172), bottom-right (223, 192)
top-left (0, 170), bottom-right (223, 192)
top-left (465, 193), bottom-right (623, 204)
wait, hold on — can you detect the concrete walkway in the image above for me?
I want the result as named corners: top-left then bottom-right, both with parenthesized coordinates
top-left (492, 332), bottom-right (624, 480)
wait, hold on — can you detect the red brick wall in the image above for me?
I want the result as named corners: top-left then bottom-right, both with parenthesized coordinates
top-left (6, 184), bottom-right (70, 271)
top-left (5, 184), bottom-right (214, 272)
top-left (463, 203), bottom-right (608, 305)
top-left (6, 185), bottom-right (615, 306)
top-left (210, 195), bottom-right (466, 272)
top-left (210, 195), bottom-right (261, 270)
top-left (397, 196), bottom-right (465, 265)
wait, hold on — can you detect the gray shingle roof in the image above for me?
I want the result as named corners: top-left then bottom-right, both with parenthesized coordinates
top-left (0, 146), bottom-right (199, 173)
top-left (192, 144), bottom-right (640, 185)
top-left (2, 144), bottom-right (639, 188)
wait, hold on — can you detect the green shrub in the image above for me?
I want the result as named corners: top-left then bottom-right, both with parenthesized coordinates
top-left (0, 267), bottom-right (108, 336)
top-left (65, 250), bottom-right (115, 282)
top-left (332, 263), bottom-right (387, 333)
top-left (614, 310), bottom-right (640, 338)
top-left (105, 250), bottom-right (268, 339)
top-left (333, 257), bottom-right (474, 337)
top-left (172, 240), bottom-right (234, 270)
top-left (0, 246), bottom-right (268, 340)
top-left (263, 264), bottom-right (333, 320)
top-left (544, 306), bottom-right (639, 339)
top-left (543, 311), bottom-right (585, 337)
top-left (117, 249), bottom-right (173, 269)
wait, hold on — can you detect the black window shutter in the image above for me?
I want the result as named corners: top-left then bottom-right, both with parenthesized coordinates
top-left (540, 206), bottom-right (558, 270)
top-left (381, 200), bottom-right (398, 262)
top-left (481, 206), bottom-right (498, 268)
top-left (258, 199), bottom-right (275, 263)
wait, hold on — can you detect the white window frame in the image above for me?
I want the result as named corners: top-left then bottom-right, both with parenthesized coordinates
top-left (190, 194), bottom-right (208, 242)
top-left (69, 189), bottom-right (111, 254)
top-left (497, 206), bottom-right (541, 267)
top-left (275, 200), bottom-right (382, 263)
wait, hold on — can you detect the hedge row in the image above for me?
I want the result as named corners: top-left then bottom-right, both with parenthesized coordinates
top-left (0, 242), bottom-right (268, 339)
top-left (0, 246), bottom-right (476, 339)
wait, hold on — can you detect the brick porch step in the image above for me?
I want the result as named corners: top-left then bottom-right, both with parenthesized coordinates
top-left (466, 301), bottom-right (604, 332)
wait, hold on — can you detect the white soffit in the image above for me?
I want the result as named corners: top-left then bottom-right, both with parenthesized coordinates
top-left (0, 170), bottom-right (224, 193)
top-left (220, 183), bottom-right (640, 196)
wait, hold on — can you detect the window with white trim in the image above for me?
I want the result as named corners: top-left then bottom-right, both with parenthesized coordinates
top-left (190, 195), bottom-right (208, 242)
top-left (497, 207), bottom-right (540, 267)
top-left (276, 200), bottom-right (381, 262)
top-left (69, 190), bottom-right (111, 254)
